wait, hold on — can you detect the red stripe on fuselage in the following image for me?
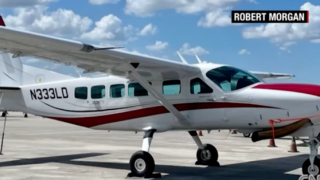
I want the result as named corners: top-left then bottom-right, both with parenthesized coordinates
top-left (253, 83), bottom-right (320, 97)
top-left (44, 102), bottom-right (279, 128)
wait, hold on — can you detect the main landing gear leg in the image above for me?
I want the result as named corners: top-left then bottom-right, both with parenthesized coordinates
top-left (127, 129), bottom-right (161, 178)
top-left (189, 131), bottom-right (220, 166)
top-left (302, 136), bottom-right (320, 176)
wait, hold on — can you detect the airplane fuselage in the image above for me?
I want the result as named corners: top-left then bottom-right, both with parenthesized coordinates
top-left (3, 64), bottom-right (320, 134)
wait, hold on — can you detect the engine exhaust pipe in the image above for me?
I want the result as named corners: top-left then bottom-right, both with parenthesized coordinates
top-left (251, 119), bottom-right (309, 142)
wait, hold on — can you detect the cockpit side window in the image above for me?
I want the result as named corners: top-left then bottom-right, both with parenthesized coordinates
top-left (206, 66), bottom-right (261, 92)
top-left (220, 80), bottom-right (231, 92)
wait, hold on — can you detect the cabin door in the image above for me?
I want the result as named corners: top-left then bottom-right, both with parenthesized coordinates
top-left (189, 78), bottom-right (226, 129)
top-left (88, 85), bottom-right (108, 111)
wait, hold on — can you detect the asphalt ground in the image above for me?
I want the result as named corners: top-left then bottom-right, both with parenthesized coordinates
top-left (0, 112), bottom-right (311, 180)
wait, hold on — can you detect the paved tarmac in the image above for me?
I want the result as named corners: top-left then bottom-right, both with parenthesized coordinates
top-left (0, 112), bottom-right (312, 180)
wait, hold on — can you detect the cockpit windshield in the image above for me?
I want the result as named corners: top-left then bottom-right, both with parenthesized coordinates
top-left (206, 66), bottom-right (262, 92)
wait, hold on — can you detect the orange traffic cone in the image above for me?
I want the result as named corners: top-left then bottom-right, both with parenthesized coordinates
top-left (268, 138), bottom-right (277, 147)
top-left (231, 129), bottom-right (237, 134)
top-left (198, 130), bottom-right (203, 136)
top-left (288, 136), bottom-right (299, 152)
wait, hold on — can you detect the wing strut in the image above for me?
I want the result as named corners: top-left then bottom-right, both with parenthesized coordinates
top-left (195, 55), bottom-right (202, 64)
top-left (127, 63), bottom-right (192, 127)
top-left (176, 52), bottom-right (188, 64)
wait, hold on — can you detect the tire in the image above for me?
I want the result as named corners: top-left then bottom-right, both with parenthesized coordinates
top-left (129, 151), bottom-right (155, 177)
top-left (302, 157), bottom-right (320, 176)
top-left (196, 144), bottom-right (218, 164)
top-left (243, 133), bottom-right (251, 137)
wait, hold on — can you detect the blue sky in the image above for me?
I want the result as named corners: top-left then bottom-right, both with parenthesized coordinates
top-left (1, 0), bottom-right (320, 83)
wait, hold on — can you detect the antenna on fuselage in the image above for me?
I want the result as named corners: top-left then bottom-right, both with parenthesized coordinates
top-left (195, 54), bottom-right (203, 64)
top-left (176, 52), bottom-right (188, 64)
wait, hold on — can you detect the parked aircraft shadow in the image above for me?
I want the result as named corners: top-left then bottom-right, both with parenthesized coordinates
top-left (0, 153), bottom-right (107, 167)
top-left (65, 154), bottom-right (307, 180)
top-left (232, 135), bottom-right (309, 141)
top-left (232, 136), bottom-right (309, 146)
top-left (0, 152), bottom-right (307, 180)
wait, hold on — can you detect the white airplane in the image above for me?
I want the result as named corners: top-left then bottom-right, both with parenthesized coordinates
top-left (1, 23), bottom-right (320, 178)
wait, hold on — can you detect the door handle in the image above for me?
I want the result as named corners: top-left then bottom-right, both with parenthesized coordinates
top-left (92, 101), bottom-right (101, 104)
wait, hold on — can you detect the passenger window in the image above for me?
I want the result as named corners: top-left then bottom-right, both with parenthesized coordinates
top-left (91, 85), bottom-right (105, 99)
top-left (190, 78), bottom-right (213, 94)
top-left (75, 87), bottom-right (88, 99)
top-left (128, 82), bottom-right (151, 97)
top-left (163, 80), bottom-right (180, 95)
top-left (110, 84), bottom-right (125, 98)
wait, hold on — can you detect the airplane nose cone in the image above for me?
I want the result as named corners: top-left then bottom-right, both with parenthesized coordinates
top-left (252, 83), bottom-right (320, 98)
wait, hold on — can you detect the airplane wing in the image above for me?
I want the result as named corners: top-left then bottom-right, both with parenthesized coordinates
top-left (0, 26), bottom-right (200, 81)
top-left (0, 26), bottom-right (295, 81)
top-left (249, 71), bottom-right (295, 79)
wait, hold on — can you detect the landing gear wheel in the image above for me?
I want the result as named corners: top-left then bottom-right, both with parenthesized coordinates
top-left (302, 157), bottom-right (320, 176)
top-left (1, 113), bottom-right (5, 117)
top-left (243, 133), bottom-right (251, 137)
top-left (129, 151), bottom-right (155, 178)
top-left (24, 114), bottom-right (28, 118)
top-left (196, 144), bottom-right (219, 166)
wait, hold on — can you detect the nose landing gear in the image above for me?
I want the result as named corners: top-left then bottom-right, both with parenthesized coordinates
top-left (302, 136), bottom-right (320, 176)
